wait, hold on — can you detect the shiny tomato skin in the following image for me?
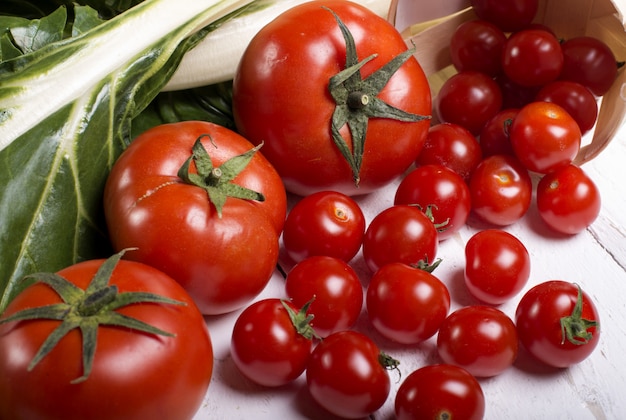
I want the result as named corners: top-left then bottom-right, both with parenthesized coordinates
top-left (559, 36), bottom-right (618, 96)
top-left (285, 256), bottom-right (363, 338)
top-left (469, 154), bottom-right (532, 226)
top-left (415, 123), bottom-right (483, 182)
top-left (362, 205), bottom-right (438, 273)
top-left (230, 299), bottom-right (312, 387)
top-left (282, 191), bottom-right (365, 263)
top-left (464, 229), bottom-right (531, 304)
top-left (395, 364), bottom-right (485, 420)
top-left (437, 305), bottom-right (518, 377)
top-left (366, 262), bottom-right (450, 344)
top-left (536, 164), bottom-right (601, 234)
top-left (104, 121), bottom-right (284, 315)
top-left (502, 29), bottom-right (563, 87)
top-left (306, 330), bottom-right (391, 418)
top-left (510, 101), bottom-right (582, 174)
top-left (394, 164), bottom-right (471, 240)
top-left (535, 80), bottom-right (598, 135)
top-left (232, 1), bottom-right (431, 196)
top-left (515, 281), bottom-right (600, 368)
top-left (479, 108), bottom-right (519, 158)
top-left (435, 71), bottom-right (503, 135)
top-left (0, 259), bottom-right (213, 420)
top-left (471, 0), bottom-right (538, 32)
top-left (450, 19), bottom-right (507, 76)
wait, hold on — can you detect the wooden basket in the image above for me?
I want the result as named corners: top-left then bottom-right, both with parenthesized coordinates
top-left (387, 0), bottom-right (626, 165)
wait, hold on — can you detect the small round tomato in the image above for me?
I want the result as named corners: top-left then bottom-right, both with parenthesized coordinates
top-left (362, 205), bottom-right (438, 273)
top-left (536, 164), bottom-right (601, 234)
top-left (535, 81), bottom-right (598, 135)
top-left (479, 108), bottom-right (518, 157)
top-left (415, 123), bottom-right (483, 182)
top-left (502, 29), bottom-right (563, 87)
top-left (104, 121), bottom-right (285, 315)
top-left (230, 298), bottom-right (315, 387)
top-left (285, 256), bottom-right (363, 338)
top-left (559, 36), bottom-right (618, 96)
top-left (395, 364), bottom-right (485, 420)
top-left (435, 71), bottom-right (503, 135)
top-left (233, 0), bottom-right (431, 196)
top-left (366, 262), bottom-right (450, 344)
top-left (306, 330), bottom-right (396, 418)
top-left (0, 253), bottom-right (213, 420)
top-left (510, 101), bottom-right (582, 174)
top-left (464, 229), bottom-right (531, 304)
top-left (469, 154), bottom-right (532, 226)
top-left (394, 164), bottom-right (471, 240)
top-left (449, 19), bottom-right (507, 76)
top-left (282, 191), bottom-right (365, 263)
top-left (471, 0), bottom-right (538, 32)
top-left (515, 281), bottom-right (600, 368)
top-left (437, 305), bottom-right (518, 377)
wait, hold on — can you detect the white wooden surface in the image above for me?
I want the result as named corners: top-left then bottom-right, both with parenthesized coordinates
top-left (194, 119), bottom-right (626, 419)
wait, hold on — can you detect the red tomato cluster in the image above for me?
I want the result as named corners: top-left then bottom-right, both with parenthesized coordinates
top-left (431, 0), bottom-right (616, 234)
top-left (0, 1), bottom-right (610, 419)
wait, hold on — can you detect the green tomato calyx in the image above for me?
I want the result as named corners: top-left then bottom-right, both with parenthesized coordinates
top-left (560, 283), bottom-right (598, 346)
top-left (281, 298), bottom-right (321, 341)
top-left (178, 135), bottom-right (265, 218)
top-left (325, 7), bottom-right (429, 187)
top-left (0, 249), bottom-right (186, 384)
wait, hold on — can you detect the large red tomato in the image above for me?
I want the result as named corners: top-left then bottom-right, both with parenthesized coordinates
top-left (232, 0), bottom-right (431, 196)
top-left (0, 252), bottom-right (213, 420)
top-left (104, 121), bottom-right (286, 315)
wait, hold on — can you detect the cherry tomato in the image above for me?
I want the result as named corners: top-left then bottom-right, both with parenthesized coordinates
top-left (233, 0), bottom-right (431, 196)
top-left (449, 19), bottom-right (507, 76)
top-left (0, 254), bottom-right (213, 420)
top-left (395, 364), bottom-right (485, 420)
top-left (362, 205), bottom-right (438, 273)
top-left (471, 0), bottom-right (539, 32)
top-left (230, 298), bottom-right (314, 387)
top-left (306, 330), bottom-right (396, 418)
top-left (502, 29), bottom-right (563, 87)
top-left (282, 190), bottom-right (365, 263)
top-left (394, 164), bottom-right (471, 240)
top-left (285, 256), bottom-right (363, 338)
top-left (510, 101), bottom-right (582, 174)
top-left (535, 80), bottom-right (598, 135)
top-left (104, 121), bottom-right (285, 315)
top-left (437, 305), bottom-right (518, 377)
top-left (479, 108), bottom-right (518, 157)
top-left (435, 71), bottom-right (503, 135)
top-left (366, 262), bottom-right (450, 344)
top-left (559, 36), bottom-right (618, 96)
top-left (536, 164), bottom-right (601, 234)
top-left (464, 229), bottom-right (531, 304)
top-left (415, 123), bottom-right (483, 182)
top-left (515, 281), bottom-right (600, 368)
top-left (469, 154), bottom-right (532, 226)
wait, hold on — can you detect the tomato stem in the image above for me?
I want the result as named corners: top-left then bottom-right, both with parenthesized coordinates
top-left (281, 299), bottom-right (321, 341)
top-left (0, 249), bottom-right (186, 384)
top-left (324, 7), bottom-right (429, 187)
top-left (177, 136), bottom-right (265, 217)
top-left (560, 283), bottom-right (598, 346)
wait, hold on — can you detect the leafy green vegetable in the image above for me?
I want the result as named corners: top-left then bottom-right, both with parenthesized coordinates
top-left (0, 0), bottom-right (254, 313)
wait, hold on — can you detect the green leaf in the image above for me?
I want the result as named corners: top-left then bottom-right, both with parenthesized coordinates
top-left (72, 5), bottom-right (107, 36)
top-left (9, 5), bottom-right (67, 54)
top-left (0, 0), bottom-right (255, 313)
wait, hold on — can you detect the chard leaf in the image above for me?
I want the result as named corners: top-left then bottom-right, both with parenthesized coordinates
top-left (0, 0), bottom-right (254, 313)
top-left (72, 5), bottom-right (107, 36)
top-left (9, 5), bottom-right (67, 54)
